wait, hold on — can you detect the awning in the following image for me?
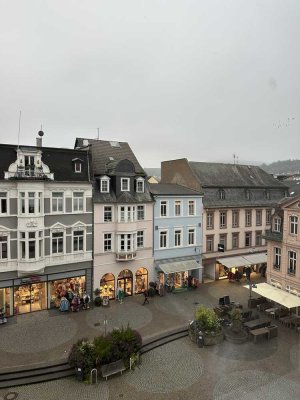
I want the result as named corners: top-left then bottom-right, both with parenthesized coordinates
top-left (217, 256), bottom-right (248, 268)
top-left (243, 253), bottom-right (267, 265)
top-left (217, 252), bottom-right (267, 269)
top-left (244, 282), bottom-right (300, 309)
top-left (158, 260), bottom-right (200, 274)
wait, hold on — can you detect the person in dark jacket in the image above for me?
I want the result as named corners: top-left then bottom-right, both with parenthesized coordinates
top-left (142, 289), bottom-right (149, 305)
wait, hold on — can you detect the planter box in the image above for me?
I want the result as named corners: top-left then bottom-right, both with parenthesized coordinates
top-left (203, 331), bottom-right (224, 346)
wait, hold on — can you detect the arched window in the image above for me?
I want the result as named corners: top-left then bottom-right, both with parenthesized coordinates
top-left (135, 267), bottom-right (148, 294)
top-left (100, 273), bottom-right (115, 299)
top-left (117, 269), bottom-right (133, 296)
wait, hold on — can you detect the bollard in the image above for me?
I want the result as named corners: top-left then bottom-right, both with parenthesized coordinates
top-left (197, 331), bottom-right (204, 348)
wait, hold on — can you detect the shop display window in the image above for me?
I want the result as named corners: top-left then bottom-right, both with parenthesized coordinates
top-left (0, 288), bottom-right (11, 316)
top-left (49, 276), bottom-right (86, 309)
top-left (14, 283), bottom-right (47, 314)
top-left (117, 269), bottom-right (133, 296)
top-left (135, 268), bottom-right (148, 294)
top-left (100, 273), bottom-right (115, 299)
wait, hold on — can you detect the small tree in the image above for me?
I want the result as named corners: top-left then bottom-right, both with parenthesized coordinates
top-left (195, 305), bottom-right (221, 334)
top-left (68, 338), bottom-right (96, 378)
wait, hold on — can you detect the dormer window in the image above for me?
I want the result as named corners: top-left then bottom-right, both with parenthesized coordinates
top-left (274, 217), bottom-right (281, 233)
top-left (72, 158), bottom-right (82, 173)
top-left (265, 190), bottom-right (270, 200)
top-left (219, 189), bottom-right (225, 200)
top-left (100, 176), bottom-right (110, 193)
top-left (245, 190), bottom-right (251, 200)
top-left (121, 178), bottom-right (130, 192)
top-left (136, 177), bottom-right (145, 193)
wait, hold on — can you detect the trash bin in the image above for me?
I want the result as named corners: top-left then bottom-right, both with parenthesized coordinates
top-left (76, 367), bottom-right (84, 381)
top-left (197, 331), bottom-right (204, 348)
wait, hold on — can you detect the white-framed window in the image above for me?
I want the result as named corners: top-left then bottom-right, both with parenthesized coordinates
top-left (219, 234), bottom-right (227, 251)
top-left (274, 217), bottom-right (281, 233)
top-left (289, 215), bottom-right (298, 235)
top-left (74, 161), bottom-right (82, 173)
top-left (137, 230), bottom-right (144, 248)
top-left (255, 231), bottom-right (262, 246)
top-left (73, 192), bottom-right (84, 212)
top-left (52, 231), bottom-right (64, 254)
top-left (0, 235), bottom-right (8, 259)
top-left (118, 233), bottom-right (135, 252)
top-left (118, 205), bottom-right (136, 222)
top-left (274, 247), bottom-right (281, 269)
top-left (220, 211), bottom-right (227, 228)
top-left (188, 228), bottom-right (195, 245)
top-left (20, 192), bottom-right (42, 215)
top-left (137, 205), bottom-right (145, 220)
top-left (232, 233), bottom-right (239, 249)
top-left (73, 230), bottom-right (84, 252)
top-left (206, 235), bottom-right (214, 252)
top-left (232, 210), bottom-right (239, 228)
top-left (288, 250), bottom-right (296, 275)
top-left (188, 200), bottom-right (195, 216)
top-left (136, 178), bottom-right (145, 193)
top-left (159, 230), bottom-right (168, 249)
top-left (104, 206), bottom-right (113, 222)
top-left (121, 178), bottom-right (130, 192)
top-left (175, 200), bottom-right (181, 216)
top-left (160, 201), bottom-right (168, 217)
top-left (206, 212), bottom-right (214, 229)
top-left (104, 233), bottom-right (112, 252)
top-left (266, 209), bottom-right (272, 225)
top-left (256, 210), bottom-right (262, 226)
top-left (245, 210), bottom-right (252, 227)
top-left (174, 229), bottom-right (182, 247)
top-left (100, 176), bottom-right (110, 193)
top-left (19, 231), bottom-right (43, 260)
top-left (245, 232), bottom-right (252, 247)
top-left (52, 192), bottom-right (64, 213)
top-left (0, 192), bottom-right (8, 214)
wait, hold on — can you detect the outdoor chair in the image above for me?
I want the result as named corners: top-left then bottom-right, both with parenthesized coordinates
top-left (268, 325), bottom-right (278, 339)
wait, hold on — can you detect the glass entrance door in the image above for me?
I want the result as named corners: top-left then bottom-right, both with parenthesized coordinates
top-left (117, 270), bottom-right (133, 297)
top-left (14, 283), bottom-right (47, 314)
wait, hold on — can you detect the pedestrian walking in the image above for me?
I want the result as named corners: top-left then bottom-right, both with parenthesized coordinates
top-left (142, 289), bottom-right (149, 305)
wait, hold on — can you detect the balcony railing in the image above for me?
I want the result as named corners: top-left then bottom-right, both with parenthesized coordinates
top-left (116, 251), bottom-right (137, 261)
top-left (5, 167), bottom-right (54, 180)
top-left (264, 230), bottom-right (283, 242)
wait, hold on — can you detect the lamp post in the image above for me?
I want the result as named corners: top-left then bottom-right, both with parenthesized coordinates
top-left (104, 315), bottom-right (108, 337)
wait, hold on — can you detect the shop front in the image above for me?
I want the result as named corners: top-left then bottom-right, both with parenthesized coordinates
top-left (0, 269), bottom-right (88, 316)
top-left (217, 253), bottom-right (267, 281)
top-left (100, 273), bottom-right (115, 300)
top-left (156, 258), bottom-right (201, 291)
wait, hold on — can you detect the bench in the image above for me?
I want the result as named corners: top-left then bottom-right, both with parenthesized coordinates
top-left (101, 360), bottom-right (126, 380)
top-left (249, 327), bottom-right (270, 343)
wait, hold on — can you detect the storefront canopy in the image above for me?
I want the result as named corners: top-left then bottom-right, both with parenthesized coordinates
top-left (243, 253), bottom-right (267, 265)
top-left (217, 253), bottom-right (267, 269)
top-left (244, 282), bottom-right (300, 309)
top-left (158, 260), bottom-right (200, 274)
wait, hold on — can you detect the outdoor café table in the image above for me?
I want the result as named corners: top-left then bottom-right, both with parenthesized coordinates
top-left (249, 327), bottom-right (271, 343)
top-left (289, 317), bottom-right (300, 328)
top-left (281, 316), bottom-right (297, 327)
top-left (244, 318), bottom-right (271, 331)
top-left (279, 315), bottom-right (293, 324)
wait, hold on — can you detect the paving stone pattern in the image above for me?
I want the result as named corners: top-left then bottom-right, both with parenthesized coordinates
top-left (0, 313), bottom-right (78, 353)
top-left (122, 340), bottom-right (204, 393)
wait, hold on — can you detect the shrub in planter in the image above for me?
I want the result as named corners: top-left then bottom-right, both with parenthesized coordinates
top-left (94, 335), bottom-right (119, 366)
top-left (68, 338), bottom-right (96, 379)
top-left (195, 305), bottom-right (221, 335)
top-left (229, 308), bottom-right (243, 333)
top-left (110, 325), bottom-right (142, 366)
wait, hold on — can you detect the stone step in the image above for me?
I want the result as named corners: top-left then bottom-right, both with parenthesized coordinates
top-left (0, 363), bottom-right (74, 389)
top-left (141, 330), bottom-right (188, 354)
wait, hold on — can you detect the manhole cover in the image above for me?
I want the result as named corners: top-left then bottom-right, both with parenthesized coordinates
top-left (193, 302), bottom-right (199, 305)
top-left (94, 322), bottom-right (101, 327)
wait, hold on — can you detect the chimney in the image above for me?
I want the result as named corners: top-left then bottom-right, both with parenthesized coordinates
top-left (36, 130), bottom-right (44, 147)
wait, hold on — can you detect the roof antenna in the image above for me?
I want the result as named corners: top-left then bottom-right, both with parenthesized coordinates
top-left (17, 110), bottom-right (21, 149)
top-left (233, 153), bottom-right (236, 164)
top-left (97, 128), bottom-right (100, 140)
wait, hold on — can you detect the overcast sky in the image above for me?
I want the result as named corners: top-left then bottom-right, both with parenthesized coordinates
top-left (0, 0), bottom-right (299, 167)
